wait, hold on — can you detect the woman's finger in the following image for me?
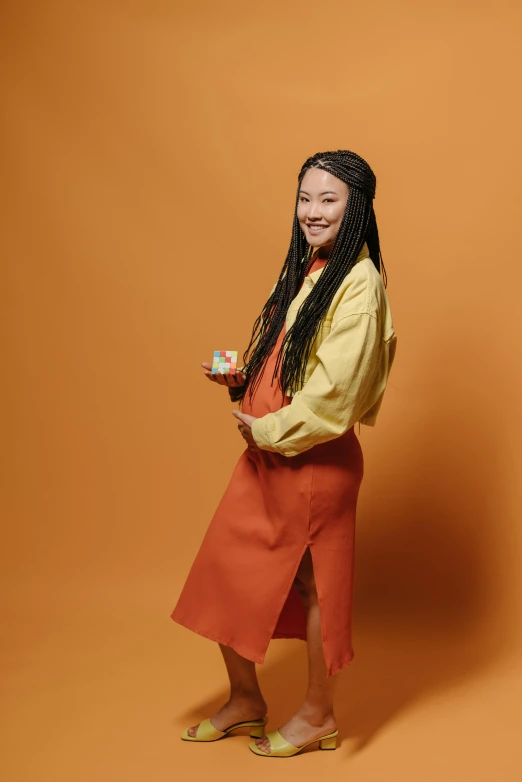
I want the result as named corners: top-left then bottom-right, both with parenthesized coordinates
top-left (201, 363), bottom-right (218, 382)
top-left (215, 370), bottom-right (229, 385)
top-left (227, 369), bottom-right (244, 386)
top-left (230, 370), bottom-right (246, 387)
top-left (201, 362), bottom-right (228, 385)
top-left (219, 371), bottom-right (231, 385)
top-left (201, 362), bottom-right (246, 388)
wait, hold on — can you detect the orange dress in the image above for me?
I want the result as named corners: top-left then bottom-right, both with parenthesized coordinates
top-left (171, 255), bottom-right (364, 676)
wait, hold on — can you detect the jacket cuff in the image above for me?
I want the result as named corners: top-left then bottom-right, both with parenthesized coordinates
top-left (251, 416), bottom-right (281, 453)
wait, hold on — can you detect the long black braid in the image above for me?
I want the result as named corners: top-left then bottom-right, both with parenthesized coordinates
top-left (230, 149), bottom-right (387, 405)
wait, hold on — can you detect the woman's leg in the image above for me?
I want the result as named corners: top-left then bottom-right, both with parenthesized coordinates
top-left (254, 547), bottom-right (338, 753)
top-left (186, 644), bottom-right (267, 736)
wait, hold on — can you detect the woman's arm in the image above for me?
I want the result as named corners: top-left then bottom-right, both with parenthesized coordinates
top-left (250, 309), bottom-right (389, 457)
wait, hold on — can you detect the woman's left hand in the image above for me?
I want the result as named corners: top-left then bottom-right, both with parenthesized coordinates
top-left (232, 410), bottom-right (259, 450)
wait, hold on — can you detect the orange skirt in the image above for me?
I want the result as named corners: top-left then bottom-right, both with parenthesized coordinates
top-left (171, 311), bottom-right (365, 677)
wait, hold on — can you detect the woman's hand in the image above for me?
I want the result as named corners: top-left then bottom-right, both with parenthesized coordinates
top-left (232, 410), bottom-right (259, 451)
top-left (201, 362), bottom-right (246, 388)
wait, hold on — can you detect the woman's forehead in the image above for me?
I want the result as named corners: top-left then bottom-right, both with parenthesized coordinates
top-left (299, 167), bottom-right (348, 194)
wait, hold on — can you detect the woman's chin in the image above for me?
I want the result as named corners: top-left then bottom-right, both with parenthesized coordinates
top-left (309, 239), bottom-right (334, 252)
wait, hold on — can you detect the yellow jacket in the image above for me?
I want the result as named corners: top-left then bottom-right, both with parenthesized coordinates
top-left (247, 242), bottom-right (397, 457)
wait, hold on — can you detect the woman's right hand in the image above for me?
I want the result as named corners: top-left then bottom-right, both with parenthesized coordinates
top-left (201, 362), bottom-right (247, 388)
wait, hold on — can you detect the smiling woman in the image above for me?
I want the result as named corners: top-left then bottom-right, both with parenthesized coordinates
top-left (298, 171), bottom-right (350, 247)
top-left (171, 150), bottom-right (397, 758)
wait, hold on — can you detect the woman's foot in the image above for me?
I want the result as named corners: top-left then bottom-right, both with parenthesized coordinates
top-left (254, 706), bottom-right (336, 755)
top-left (187, 693), bottom-right (267, 738)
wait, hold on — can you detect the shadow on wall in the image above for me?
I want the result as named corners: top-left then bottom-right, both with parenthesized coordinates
top-left (176, 374), bottom-right (515, 754)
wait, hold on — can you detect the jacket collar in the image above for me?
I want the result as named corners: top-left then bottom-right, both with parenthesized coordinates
top-left (307, 241), bottom-right (370, 286)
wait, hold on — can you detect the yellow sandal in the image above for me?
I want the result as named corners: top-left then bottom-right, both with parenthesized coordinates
top-left (181, 716), bottom-right (268, 742)
top-left (248, 728), bottom-right (338, 757)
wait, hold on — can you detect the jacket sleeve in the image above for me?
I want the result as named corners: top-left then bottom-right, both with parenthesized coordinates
top-left (250, 310), bottom-right (384, 457)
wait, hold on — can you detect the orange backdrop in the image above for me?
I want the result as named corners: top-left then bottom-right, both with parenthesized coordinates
top-left (2, 1), bottom-right (522, 780)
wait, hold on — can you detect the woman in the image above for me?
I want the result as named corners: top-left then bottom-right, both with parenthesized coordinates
top-left (171, 149), bottom-right (397, 757)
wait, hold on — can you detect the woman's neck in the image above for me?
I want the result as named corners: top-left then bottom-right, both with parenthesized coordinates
top-left (312, 243), bottom-right (333, 261)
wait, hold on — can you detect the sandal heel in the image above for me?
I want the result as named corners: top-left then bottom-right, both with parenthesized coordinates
top-left (319, 735), bottom-right (337, 750)
top-left (250, 725), bottom-right (266, 738)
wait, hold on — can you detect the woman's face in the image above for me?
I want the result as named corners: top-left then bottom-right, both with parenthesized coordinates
top-left (297, 167), bottom-right (349, 250)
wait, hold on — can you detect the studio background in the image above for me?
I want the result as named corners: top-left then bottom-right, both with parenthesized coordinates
top-left (2, 1), bottom-right (521, 780)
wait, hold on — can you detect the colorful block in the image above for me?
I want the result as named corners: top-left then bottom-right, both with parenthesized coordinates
top-left (212, 349), bottom-right (239, 374)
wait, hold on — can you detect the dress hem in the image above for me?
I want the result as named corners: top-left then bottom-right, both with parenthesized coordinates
top-left (170, 612), bottom-right (355, 677)
top-left (170, 612), bottom-right (264, 664)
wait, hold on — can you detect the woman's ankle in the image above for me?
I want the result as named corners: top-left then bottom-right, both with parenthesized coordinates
top-left (297, 701), bottom-right (336, 727)
top-left (229, 687), bottom-right (266, 708)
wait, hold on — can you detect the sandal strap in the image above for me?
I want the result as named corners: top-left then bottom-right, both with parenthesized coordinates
top-left (196, 718), bottom-right (226, 740)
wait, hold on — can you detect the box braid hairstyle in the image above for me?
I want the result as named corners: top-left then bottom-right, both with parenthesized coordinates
top-left (230, 149), bottom-right (387, 406)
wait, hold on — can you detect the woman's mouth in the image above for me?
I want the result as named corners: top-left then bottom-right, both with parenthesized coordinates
top-left (307, 224), bottom-right (328, 234)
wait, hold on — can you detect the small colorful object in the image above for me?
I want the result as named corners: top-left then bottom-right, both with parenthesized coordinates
top-left (212, 350), bottom-right (238, 374)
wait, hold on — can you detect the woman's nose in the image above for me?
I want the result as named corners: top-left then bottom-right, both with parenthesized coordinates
top-left (307, 200), bottom-right (322, 219)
